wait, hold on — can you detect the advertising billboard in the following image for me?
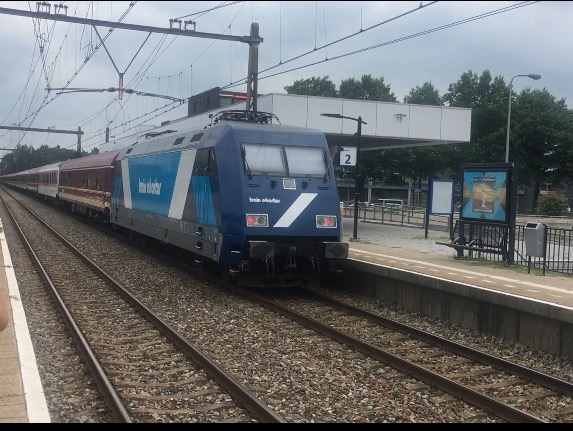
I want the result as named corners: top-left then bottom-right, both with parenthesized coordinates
top-left (460, 164), bottom-right (514, 224)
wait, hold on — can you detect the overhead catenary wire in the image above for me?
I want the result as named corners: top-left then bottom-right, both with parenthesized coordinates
top-left (2, 1), bottom-right (541, 153)
top-left (13, 2), bottom-right (138, 128)
top-left (67, 0), bottom-right (540, 150)
top-left (221, 1), bottom-right (539, 90)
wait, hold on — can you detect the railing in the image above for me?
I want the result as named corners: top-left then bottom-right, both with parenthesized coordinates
top-left (340, 202), bottom-right (451, 231)
top-left (341, 202), bottom-right (573, 276)
top-left (514, 224), bottom-right (573, 275)
top-left (443, 220), bottom-right (509, 262)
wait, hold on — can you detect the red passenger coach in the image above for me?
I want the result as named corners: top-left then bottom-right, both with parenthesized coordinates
top-left (58, 150), bottom-right (121, 220)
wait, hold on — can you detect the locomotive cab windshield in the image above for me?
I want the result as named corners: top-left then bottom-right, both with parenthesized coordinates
top-left (241, 143), bottom-right (328, 178)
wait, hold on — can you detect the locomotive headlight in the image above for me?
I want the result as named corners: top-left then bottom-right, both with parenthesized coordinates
top-left (316, 215), bottom-right (337, 228)
top-left (246, 213), bottom-right (268, 227)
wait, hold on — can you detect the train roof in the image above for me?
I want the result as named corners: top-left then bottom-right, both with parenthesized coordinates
top-left (116, 121), bottom-right (329, 161)
top-left (26, 166), bottom-right (41, 174)
top-left (38, 161), bottom-right (65, 172)
top-left (208, 110), bottom-right (325, 135)
top-left (1, 171), bottom-right (23, 178)
top-left (218, 121), bottom-right (323, 133)
top-left (60, 149), bottom-right (121, 170)
top-left (214, 121), bottom-right (328, 147)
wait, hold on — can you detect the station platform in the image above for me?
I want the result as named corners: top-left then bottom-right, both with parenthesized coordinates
top-left (342, 218), bottom-right (573, 309)
top-left (0, 220), bottom-right (50, 423)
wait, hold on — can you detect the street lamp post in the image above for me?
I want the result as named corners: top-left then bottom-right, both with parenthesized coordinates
top-left (321, 113), bottom-right (367, 241)
top-left (505, 73), bottom-right (541, 163)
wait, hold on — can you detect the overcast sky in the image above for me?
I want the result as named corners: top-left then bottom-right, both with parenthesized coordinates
top-left (0, 1), bottom-right (570, 154)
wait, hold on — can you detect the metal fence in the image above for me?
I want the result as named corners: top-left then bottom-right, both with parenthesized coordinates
top-left (342, 202), bottom-right (573, 276)
top-left (514, 224), bottom-right (573, 275)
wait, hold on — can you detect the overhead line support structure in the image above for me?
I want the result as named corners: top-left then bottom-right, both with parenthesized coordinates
top-left (0, 6), bottom-right (263, 110)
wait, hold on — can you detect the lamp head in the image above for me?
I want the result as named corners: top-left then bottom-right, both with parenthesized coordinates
top-left (528, 74), bottom-right (542, 80)
top-left (320, 113), bottom-right (342, 119)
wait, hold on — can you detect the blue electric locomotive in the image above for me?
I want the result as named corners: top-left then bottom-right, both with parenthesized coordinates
top-left (110, 111), bottom-right (348, 287)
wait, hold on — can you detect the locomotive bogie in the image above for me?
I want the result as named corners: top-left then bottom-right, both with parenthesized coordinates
top-left (111, 207), bottom-right (222, 263)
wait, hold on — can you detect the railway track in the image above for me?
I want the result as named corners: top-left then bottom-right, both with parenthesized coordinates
top-left (251, 287), bottom-right (573, 422)
top-left (3, 187), bottom-right (573, 422)
top-left (1, 190), bottom-right (284, 423)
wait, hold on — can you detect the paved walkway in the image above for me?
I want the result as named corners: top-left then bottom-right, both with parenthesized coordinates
top-left (0, 219), bottom-right (50, 423)
top-left (342, 218), bottom-right (573, 308)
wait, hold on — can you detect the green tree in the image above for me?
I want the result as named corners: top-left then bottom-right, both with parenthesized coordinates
top-left (0, 143), bottom-right (79, 174)
top-left (339, 74), bottom-right (397, 102)
top-left (536, 193), bottom-right (568, 215)
top-left (403, 82), bottom-right (441, 105)
top-left (284, 76), bottom-right (338, 97)
top-left (442, 70), bottom-right (508, 164)
top-left (511, 89), bottom-right (573, 207)
top-left (442, 69), bottom-right (573, 211)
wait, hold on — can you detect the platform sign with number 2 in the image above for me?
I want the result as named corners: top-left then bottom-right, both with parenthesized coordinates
top-left (339, 147), bottom-right (357, 167)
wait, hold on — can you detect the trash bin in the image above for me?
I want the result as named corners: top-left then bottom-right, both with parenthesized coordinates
top-left (524, 222), bottom-right (546, 257)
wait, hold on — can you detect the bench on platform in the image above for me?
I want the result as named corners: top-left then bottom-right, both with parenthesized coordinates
top-left (436, 237), bottom-right (507, 259)
top-left (436, 220), bottom-right (509, 260)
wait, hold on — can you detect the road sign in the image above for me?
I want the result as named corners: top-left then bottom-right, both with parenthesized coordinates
top-left (339, 146), bottom-right (357, 166)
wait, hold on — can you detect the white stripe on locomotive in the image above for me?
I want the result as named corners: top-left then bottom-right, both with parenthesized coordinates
top-left (273, 193), bottom-right (317, 228)
top-left (168, 150), bottom-right (196, 219)
top-left (121, 159), bottom-right (132, 209)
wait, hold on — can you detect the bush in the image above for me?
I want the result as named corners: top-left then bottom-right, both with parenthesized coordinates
top-left (536, 193), bottom-right (568, 215)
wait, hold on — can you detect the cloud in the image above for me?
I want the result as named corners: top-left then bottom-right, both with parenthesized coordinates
top-left (0, 1), bottom-right (569, 153)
